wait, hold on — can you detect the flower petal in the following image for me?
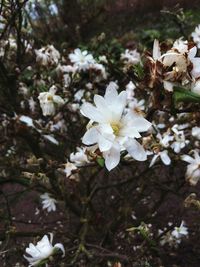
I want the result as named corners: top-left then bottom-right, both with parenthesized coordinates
top-left (103, 143), bottom-right (121, 171)
top-left (82, 127), bottom-right (99, 145)
top-left (124, 139), bottom-right (147, 161)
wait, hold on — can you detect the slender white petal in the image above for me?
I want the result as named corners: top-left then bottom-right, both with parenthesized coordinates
top-left (124, 139), bottom-right (147, 161)
top-left (104, 143), bottom-right (121, 171)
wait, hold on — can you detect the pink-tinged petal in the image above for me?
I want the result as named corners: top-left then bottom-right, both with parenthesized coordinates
top-left (160, 151), bottom-right (171, 165)
top-left (124, 139), bottom-right (147, 161)
top-left (82, 127), bottom-right (99, 145)
top-left (104, 143), bottom-right (121, 171)
top-left (81, 103), bottom-right (105, 123)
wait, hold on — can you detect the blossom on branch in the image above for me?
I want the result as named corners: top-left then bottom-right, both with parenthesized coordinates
top-left (24, 233), bottom-right (65, 266)
top-left (80, 84), bottom-right (151, 170)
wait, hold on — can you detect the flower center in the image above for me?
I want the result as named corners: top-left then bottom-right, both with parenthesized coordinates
top-left (47, 95), bottom-right (53, 101)
top-left (111, 123), bottom-right (121, 136)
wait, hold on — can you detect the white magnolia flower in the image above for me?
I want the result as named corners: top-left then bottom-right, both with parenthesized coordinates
top-left (171, 221), bottom-right (188, 242)
top-left (121, 49), bottom-right (141, 65)
top-left (81, 85), bottom-right (151, 170)
top-left (191, 25), bottom-right (200, 49)
top-left (159, 221), bottom-right (188, 247)
top-left (69, 48), bottom-right (95, 70)
top-left (35, 45), bottom-right (60, 66)
top-left (24, 233), bottom-right (65, 266)
top-left (40, 193), bottom-right (57, 212)
top-left (64, 162), bottom-right (77, 177)
top-left (171, 125), bottom-right (189, 154)
top-left (38, 86), bottom-right (64, 116)
top-left (181, 150), bottom-right (200, 186)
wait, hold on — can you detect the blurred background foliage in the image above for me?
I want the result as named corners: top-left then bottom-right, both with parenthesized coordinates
top-left (22, 0), bottom-right (200, 50)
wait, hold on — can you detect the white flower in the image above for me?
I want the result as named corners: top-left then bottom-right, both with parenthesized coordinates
top-left (121, 49), bottom-right (141, 65)
top-left (38, 86), bottom-right (64, 116)
top-left (24, 233), bottom-right (65, 266)
top-left (149, 150), bottom-right (171, 167)
top-left (81, 85), bottom-right (151, 170)
top-left (192, 126), bottom-right (200, 139)
top-left (171, 125), bottom-right (189, 154)
top-left (181, 150), bottom-right (200, 185)
top-left (192, 25), bottom-right (200, 49)
top-left (40, 193), bottom-right (57, 212)
top-left (64, 162), bottom-right (77, 177)
top-left (35, 45), bottom-right (60, 66)
top-left (171, 221), bottom-right (188, 241)
top-left (69, 48), bottom-right (95, 70)
top-left (159, 221), bottom-right (188, 247)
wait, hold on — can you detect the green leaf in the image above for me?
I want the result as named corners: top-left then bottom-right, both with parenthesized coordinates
top-left (173, 86), bottom-right (200, 104)
top-left (96, 157), bottom-right (105, 167)
top-left (133, 63), bottom-right (145, 79)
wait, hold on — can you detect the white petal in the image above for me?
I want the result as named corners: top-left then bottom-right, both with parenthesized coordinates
top-left (124, 139), bottom-right (147, 161)
top-left (81, 103), bottom-right (105, 123)
top-left (153, 39), bottom-right (161, 60)
top-left (188, 46), bottom-right (197, 59)
top-left (160, 151), bottom-right (171, 165)
top-left (191, 58), bottom-right (200, 78)
top-left (98, 134), bottom-right (113, 152)
top-left (53, 95), bottom-right (64, 105)
top-left (82, 127), bottom-right (99, 145)
top-left (94, 94), bottom-right (112, 121)
top-left (181, 154), bottom-right (195, 164)
top-left (104, 143), bottom-right (121, 171)
top-left (149, 154), bottom-right (159, 167)
top-left (131, 116), bottom-right (152, 132)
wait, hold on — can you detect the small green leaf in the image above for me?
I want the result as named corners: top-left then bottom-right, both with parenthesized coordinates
top-left (96, 157), bottom-right (105, 167)
top-left (133, 63), bottom-right (145, 79)
top-left (173, 87), bottom-right (200, 104)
